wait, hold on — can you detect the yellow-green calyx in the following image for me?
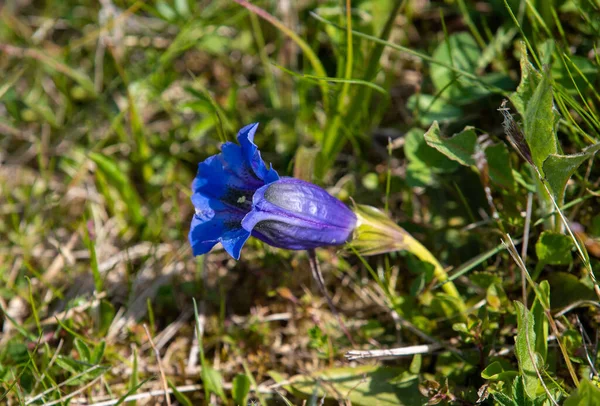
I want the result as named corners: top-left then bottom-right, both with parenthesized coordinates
top-left (349, 204), bottom-right (466, 318)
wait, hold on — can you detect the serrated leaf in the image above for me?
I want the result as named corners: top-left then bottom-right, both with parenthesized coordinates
top-left (423, 121), bottom-right (477, 166)
top-left (523, 67), bottom-right (558, 174)
top-left (510, 42), bottom-right (542, 116)
top-left (564, 379), bottom-right (600, 405)
top-left (405, 128), bottom-right (459, 174)
top-left (514, 301), bottom-right (539, 399)
top-left (232, 374), bottom-right (251, 406)
top-left (543, 143), bottom-right (600, 204)
top-left (536, 231), bottom-right (574, 265)
top-left (485, 143), bottom-right (515, 190)
top-left (289, 365), bottom-right (424, 406)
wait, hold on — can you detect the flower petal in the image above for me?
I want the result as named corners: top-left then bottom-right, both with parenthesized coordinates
top-left (237, 123), bottom-right (279, 184)
top-left (189, 193), bottom-right (250, 259)
top-left (189, 122), bottom-right (280, 259)
top-left (241, 178), bottom-right (356, 250)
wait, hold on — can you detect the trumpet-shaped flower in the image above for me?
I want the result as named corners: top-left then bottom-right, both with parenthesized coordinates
top-left (189, 123), bottom-right (356, 259)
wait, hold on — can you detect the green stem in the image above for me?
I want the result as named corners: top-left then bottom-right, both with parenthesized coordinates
top-left (404, 234), bottom-right (467, 318)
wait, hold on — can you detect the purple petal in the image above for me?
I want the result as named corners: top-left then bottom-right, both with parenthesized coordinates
top-left (241, 178), bottom-right (357, 250)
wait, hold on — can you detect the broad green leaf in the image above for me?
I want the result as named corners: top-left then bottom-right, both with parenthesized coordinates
top-left (289, 365), bottom-right (424, 406)
top-left (523, 67), bottom-right (558, 174)
top-left (564, 379), bottom-right (600, 405)
top-left (530, 281), bottom-right (550, 363)
top-left (406, 162), bottom-right (434, 188)
top-left (481, 360), bottom-right (518, 381)
top-left (547, 272), bottom-right (596, 308)
top-left (201, 366), bottom-right (227, 403)
top-left (511, 376), bottom-right (547, 406)
top-left (553, 55), bottom-right (599, 94)
top-left (89, 152), bottom-right (144, 226)
top-left (510, 42), bottom-right (542, 116)
top-left (406, 94), bottom-right (462, 125)
top-left (535, 231), bottom-right (574, 265)
top-left (404, 128), bottom-right (459, 174)
top-left (514, 301), bottom-right (539, 399)
top-left (232, 374), bottom-right (251, 406)
top-left (485, 143), bottom-right (515, 190)
top-left (543, 143), bottom-right (600, 203)
top-left (491, 391), bottom-right (517, 406)
top-left (423, 121), bottom-right (477, 166)
top-left (431, 32), bottom-right (481, 102)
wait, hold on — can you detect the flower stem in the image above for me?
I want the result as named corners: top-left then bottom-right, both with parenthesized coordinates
top-left (307, 249), bottom-right (356, 346)
top-left (403, 234), bottom-right (467, 318)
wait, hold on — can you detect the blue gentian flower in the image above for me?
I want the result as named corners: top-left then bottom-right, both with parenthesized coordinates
top-left (189, 123), bottom-right (357, 259)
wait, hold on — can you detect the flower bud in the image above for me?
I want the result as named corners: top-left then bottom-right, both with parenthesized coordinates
top-left (242, 178), bottom-right (357, 250)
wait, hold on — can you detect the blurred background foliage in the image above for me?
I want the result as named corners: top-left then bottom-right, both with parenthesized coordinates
top-left (1, 0), bottom-right (600, 404)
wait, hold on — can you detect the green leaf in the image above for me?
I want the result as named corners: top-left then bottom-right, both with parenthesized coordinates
top-left (543, 143), bottom-right (600, 203)
top-left (289, 365), bottom-right (424, 406)
top-left (406, 94), bottom-right (462, 125)
top-left (423, 121), bottom-right (477, 166)
top-left (98, 299), bottom-right (115, 336)
top-left (536, 231), bottom-right (574, 265)
top-left (510, 42), bottom-right (542, 116)
top-left (530, 281), bottom-right (549, 363)
top-left (169, 380), bottom-right (193, 406)
top-left (89, 152), bottom-right (144, 226)
top-left (406, 162), bottom-right (434, 188)
top-left (431, 32), bottom-right (482, 102)
top-left (564, 379), bottom-right (600, 405)
top-left (513, 301), bottom-right (539, 399)
top-left (481, 360), bottom-right (518, 381)
top-left (491, 391), bottom-right (517, 406)
top-left (547, 272), bottom-right (596, 308)
top-left (485, 143), bottom-right (515, 190)
top-left (74, 338), bottom-right (91, 364)
top-left (523, 67), bottom-right (558, 174)
top-left (91, 341), bottom-right (106, 364)
top-left (232, 374), bottom-right (251, 406)
top-left (201, 366), bottom-right (227, 403)
top-left (405, 128), bottom-right (459, 174)
top-left (553, 55), bottom-right (599, 94)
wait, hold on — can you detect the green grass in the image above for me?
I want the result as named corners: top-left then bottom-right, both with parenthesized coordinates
top-left (1, 0), bottom-right (600, 404)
